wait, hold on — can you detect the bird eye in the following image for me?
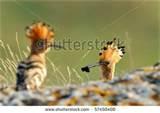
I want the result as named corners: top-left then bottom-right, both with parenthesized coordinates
top-left (99, 52), bottom-right (102, 56)
top-left (103, 47), bottom-right (107, 50)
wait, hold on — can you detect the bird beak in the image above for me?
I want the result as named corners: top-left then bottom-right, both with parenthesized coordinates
top-left (81, 61), bottom-right (109, 72)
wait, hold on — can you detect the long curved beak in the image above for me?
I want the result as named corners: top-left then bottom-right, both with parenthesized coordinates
top-left (81, 61), bottom-right (109, 72)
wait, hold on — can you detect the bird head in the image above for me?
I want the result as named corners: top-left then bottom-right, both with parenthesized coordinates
top-left (25, 22), bottom-right (55, 53)
top-left (99, 38), bottom-right (125, 65)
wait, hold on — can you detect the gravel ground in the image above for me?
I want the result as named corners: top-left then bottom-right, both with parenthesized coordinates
top-left (0, 62), bottom-right (160, 106)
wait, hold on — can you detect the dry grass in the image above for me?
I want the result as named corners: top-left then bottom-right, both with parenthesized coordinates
top-left (0, 37), bottom-right (84, 87)
top-left (46, 56), bottom-right (84, 86)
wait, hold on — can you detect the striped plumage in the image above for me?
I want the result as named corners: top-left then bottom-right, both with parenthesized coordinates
top-left (99, 38), bottom-right (125, 81)
top-left (16, 22), bottom-right (54, 91)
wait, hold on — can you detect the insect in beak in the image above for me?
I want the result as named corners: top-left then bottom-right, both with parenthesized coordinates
top-left (81, 61), bottom-right (109, 72)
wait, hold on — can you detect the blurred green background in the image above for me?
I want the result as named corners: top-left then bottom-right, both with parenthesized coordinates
top-left (0, 0), bottom-right (159, 86)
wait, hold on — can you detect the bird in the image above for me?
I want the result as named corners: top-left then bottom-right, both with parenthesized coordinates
top-left (81, 38), bottom-right (125, 81)
top-left (16, 22), bottom-right (55, 91)
top-left (99, 38), bottom-right (125, 81)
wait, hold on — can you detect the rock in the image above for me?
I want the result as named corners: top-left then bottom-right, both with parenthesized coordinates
top-left (0, 63), bottom-right (160, 106)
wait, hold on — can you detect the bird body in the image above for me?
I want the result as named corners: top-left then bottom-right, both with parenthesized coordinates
top-left (99, 38), bottom-right (125, 81)
top-left (81, 38), bottom-right (125, 81)
top-left (16, 22), bottom-right (54, 91)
